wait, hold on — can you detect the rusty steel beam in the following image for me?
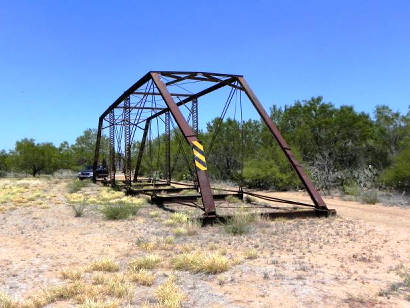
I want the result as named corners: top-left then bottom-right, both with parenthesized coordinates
top-left (236, 76), bottom-right (328, 210)
top-left (92, 117), bottom-right (103, 183)
top-left (124, 96), bottom-right (132, 185)
top-left (165, 72), bottom-right (198, 86)
top-left (100, 72), bottom-right (152, 120)
top-left (157, 71), bottom-right (243, 78)
top-left (151, 72), bottom-right (216, 215)
top-left (109, 110), bottom-right (116, 185)
top-left (133, 119), bottom-right (151, 182)
top-left (132, 91), bottom-right (191, 97)
top-left (191, 98), bottom-right (198, 135)
top-left (145, 77), bottom-right (237, 123)
top-left (115, 106), bottom-right (166, 110)
top-left (165, 111), bottom-right (171, 184)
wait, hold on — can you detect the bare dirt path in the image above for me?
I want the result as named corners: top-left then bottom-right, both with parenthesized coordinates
top-left (263, 191), bottom-right (410, 238)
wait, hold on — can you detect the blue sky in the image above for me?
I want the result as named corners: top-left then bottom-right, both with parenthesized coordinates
top-left (0, 0), bottom-right (409, 150)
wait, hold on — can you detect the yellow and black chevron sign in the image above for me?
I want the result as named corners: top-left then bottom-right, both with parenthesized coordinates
top-left (191, 140), bottom-right (207, 171)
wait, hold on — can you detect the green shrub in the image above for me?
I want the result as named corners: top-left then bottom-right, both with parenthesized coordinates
top-left (67, 179), bottom-right (90, 193)
top-left (225, 195), bottom-right (242, 203)
top-left (342, 180), bottom-right (360, 196)
top-left (381, 147), bottom-right (410, 192)
top-left (360, 190), bottom-right (378, 204)
top-left (242, 157), bottom-right (299, 190)
top-left (70, 201), bottom-right (86, 217)
top-left (224, 211), bottom-right (256, 235)
top-left (100, 203), bottom-right (140, 220)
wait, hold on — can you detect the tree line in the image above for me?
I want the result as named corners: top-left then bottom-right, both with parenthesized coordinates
top-left (1, 97), bottom-right (408, 192)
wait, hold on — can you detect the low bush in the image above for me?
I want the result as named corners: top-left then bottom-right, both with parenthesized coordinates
top-left (67, 179), bottom-right (90, 193)
top-left (70, 201), bottom-right (86, 217)
top-left (225, 195), bottom-right (242, 203)
top-left (342, 180), bottom-right (360, 196)
top-left (360, 190), bottom-right (379, 204)
top-left (224, 211), bottom-right (256, 235)
top-left (381, 146), bottom-right (410, 192)
top-left (155, 277), bottom-right (185, 308)
top-left (100, 203), bottom-right (140, 220)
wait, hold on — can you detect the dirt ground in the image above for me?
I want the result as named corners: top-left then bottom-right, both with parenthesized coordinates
top-left (0, 178), bottom-right (409, 307)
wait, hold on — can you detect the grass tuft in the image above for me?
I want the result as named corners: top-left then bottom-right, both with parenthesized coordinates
top-left (0, 291), bottom-right (17, 308)
top-left (164, 212), bottom-right (189, 226)
top-left (70, 201), bottom-right (87, 217)
top-left (360, 190), bottom-right (379, 204)
top-left (67, 179), bottom-right (90, 193)
top-left (88, 258), bottom-right (120, 272)
top-left (225, 195), bottom-right (242, 203)
top-left (224, 210), bottom-right (256, 235)
top-left (100, 203), bottom-right (140, 220)
top-left (172, 251), bottom-right (230, 274)
top-left (79, 299), bottom-right (119, 308)
top-left (61, 268), bottom-right (83, 280)
top-left (129, 255), bottom-right (162, 271)
top-left (155, 277), bottom-right (184, 308)
top-left (128, 269), bottom-right (156, 286)
top-left (245, 248), bottom-right (258, 260)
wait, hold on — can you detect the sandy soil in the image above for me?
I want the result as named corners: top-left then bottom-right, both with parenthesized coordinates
top-left (0, 179), bottom-right (409, 307)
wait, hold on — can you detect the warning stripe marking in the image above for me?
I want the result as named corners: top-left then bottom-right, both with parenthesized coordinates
top-left (192, 140), bottom-right (204, 151)
top-left (191, 140), bottom-right (207, 171)
top-left (193, 149), bottom-right (206, 162)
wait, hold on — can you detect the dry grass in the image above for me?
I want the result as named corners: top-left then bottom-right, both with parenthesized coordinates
top-left (129, 254), bottom-right (162, 271)
top-left (79, 299), bottom-right (119, 308)
top-left (155, 277), bottom-right (185, 308)
top-left (172, 251), bottom-right (231, 274)
top-left (0, 178), bottom-right (59, 212)
top-left (164, 212), bottom-right (189, 226)
top-left (149, 210), bottom-right (160, 218)
top-left (225, 195), bottom-right (242, 204)
top-left (244, 248), bottom-right (258, 260)
top-left (0, 291), bottom-right (17, 308)
top-left (127, 269), bottom-right (156, 286)
top-left (88, 259), bottom-right (120, 272)
top-left (103, 277), bottom-right (132, 299)
top-left (61, 268), bottom-right (83, 280)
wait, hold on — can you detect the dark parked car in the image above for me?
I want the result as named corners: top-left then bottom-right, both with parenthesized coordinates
top-left (78, 166), bottom-right (108, 180)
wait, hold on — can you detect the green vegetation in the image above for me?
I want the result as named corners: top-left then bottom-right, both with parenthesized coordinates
top-left (67, 179), bottom-right (90, 193)
top-left (100, 203), bottom-right (140, 220)
top-left (0, 99), bottom-right (408, 195)
top-left (224, 210), bottom-right (256, 235)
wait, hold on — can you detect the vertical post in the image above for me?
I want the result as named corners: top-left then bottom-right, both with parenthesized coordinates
top-left (133, 119), bottom-right (150, 182)
top-left (165, 111), bottom-right (171, 184)
top-left (109, 110), bottom-right (116, 186)
top-left (191, 98), bottom-right (199, 189)
top-left (236, 76), bottom-right (328, 210)
top-left (192, 98), bottom-right (198, 135)
top-left (93, 117), bottom-right (103, 182)
top-left (151, 72), bottom-right (216, 215)
top-left (124, 97), bottom-right (131, 185)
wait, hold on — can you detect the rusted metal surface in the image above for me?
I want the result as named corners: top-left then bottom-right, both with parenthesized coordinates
top-left (133, 119), bottom-right (150, 182)
top-left (151, 72), bottom-right (216, 215)
top-left (93, 71), bottom-right (333, 216)
top-left (237, 77), bottom-right (327, 209)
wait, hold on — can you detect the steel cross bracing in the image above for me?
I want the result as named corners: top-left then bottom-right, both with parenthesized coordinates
top-left (93, 71), bottom-right (333, 217)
